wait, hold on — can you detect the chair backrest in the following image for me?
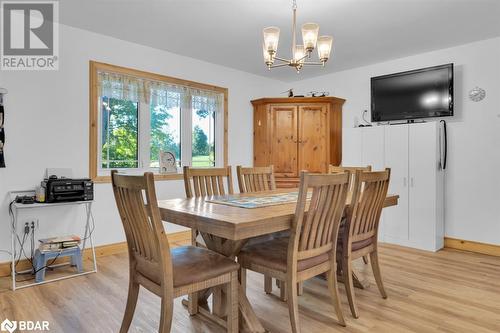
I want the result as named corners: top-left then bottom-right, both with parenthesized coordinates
top-left (329, 165), bottom-right (372, 193)
top-left (236, 165), bottom-right (276, 193)
top-left (344, 169), bottom-right (391, 247)
top-left (289, 172), bottom-right (350, 266)
top-left (183, 166), bottom-right (234, 198)
top-left (111, 171), bottom-right (173, 292)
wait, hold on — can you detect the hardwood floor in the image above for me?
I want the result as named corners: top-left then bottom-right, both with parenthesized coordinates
top-left (1, 243), bottom-right (500, 332)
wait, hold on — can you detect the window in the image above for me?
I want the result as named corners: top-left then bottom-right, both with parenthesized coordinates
top-left (90, 62), bottom-right (228, 182)
top-left (101, 97), bottom-right (139, 169)
top-left (192, 95), bottom-right (217, 167)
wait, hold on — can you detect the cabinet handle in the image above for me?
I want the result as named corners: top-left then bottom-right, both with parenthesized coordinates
top-left (410, 177), bottom-right (414, 187)
top-left (403, 177), bottom-right (407, 187)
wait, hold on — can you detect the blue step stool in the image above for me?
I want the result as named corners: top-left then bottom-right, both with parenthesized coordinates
top-left (33, 247), bottom-right (83, 283)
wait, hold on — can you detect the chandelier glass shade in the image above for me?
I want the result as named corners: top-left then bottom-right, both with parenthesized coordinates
top-left (262, 0), bottom-right (333, 73)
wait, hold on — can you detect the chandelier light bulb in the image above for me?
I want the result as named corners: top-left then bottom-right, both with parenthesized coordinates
top-left (317, 36), bottom-right (333, 62)
top-left (301, 23), bottom-right (319, 52)
top-left (263, 44), bottom-right (273, 67)
top-left (263, 27), bottom-right (280, 53)
top-left (294, 45), bottom-right (306, 64)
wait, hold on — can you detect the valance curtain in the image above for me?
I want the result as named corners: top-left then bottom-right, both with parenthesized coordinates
top-left (97, 71), bottom-right (223, 107)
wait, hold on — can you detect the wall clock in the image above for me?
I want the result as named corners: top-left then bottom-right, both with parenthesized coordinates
top-left (159, 151), bottom-right (177, 174)
top-left (469, 87), bottom-right (486, 102)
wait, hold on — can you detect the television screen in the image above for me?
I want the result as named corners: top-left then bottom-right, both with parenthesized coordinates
top-left (371, 64), bottom-right (453, 122)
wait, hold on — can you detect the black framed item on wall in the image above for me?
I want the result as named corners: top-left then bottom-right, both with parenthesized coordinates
top-left (0, 88), bottom-right (6, 168)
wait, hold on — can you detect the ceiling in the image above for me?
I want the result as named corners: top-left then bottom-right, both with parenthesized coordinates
top-left (59, 0), bottom-right (500, 82)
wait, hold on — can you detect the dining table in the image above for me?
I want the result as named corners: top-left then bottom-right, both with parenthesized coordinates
top-left (158, 189), bottom-right (399, 333)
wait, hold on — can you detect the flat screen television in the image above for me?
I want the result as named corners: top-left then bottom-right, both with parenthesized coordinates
top-left (371, 63), bottom-right (453, 122)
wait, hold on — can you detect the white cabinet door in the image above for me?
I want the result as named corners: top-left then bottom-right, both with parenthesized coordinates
top-left (384, 124), bottom-right (410, 243)
top-left (409, 122), bottom-right (441, 251)
top-left (361, 126), bottom-right (385, 170)
top-left (342, 128), bottom-right (363, 166)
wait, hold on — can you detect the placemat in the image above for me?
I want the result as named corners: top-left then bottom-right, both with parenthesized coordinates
top-left (206, 191), bottom-right (311, 209)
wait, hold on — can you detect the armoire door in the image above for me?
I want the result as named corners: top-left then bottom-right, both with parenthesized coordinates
top-left (298, 104), bottom-right (329, 173)
top-left (270, 105), bottom-right (298, 177)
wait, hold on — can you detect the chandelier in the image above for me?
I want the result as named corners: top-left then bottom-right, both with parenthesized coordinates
top-left (262, 0), bottom-right (333, 73)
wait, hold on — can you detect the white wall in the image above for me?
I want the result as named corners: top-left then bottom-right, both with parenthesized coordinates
top-left (288, 37), bottom-right (500, 245)
top-left (1, 24), bottom-right (498, 264)
top-left (0, 24), bottom-right (282, 261)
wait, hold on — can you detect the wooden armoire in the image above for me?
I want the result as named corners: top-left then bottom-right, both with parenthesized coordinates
top-left (251, 97), bottom-right (345, 188)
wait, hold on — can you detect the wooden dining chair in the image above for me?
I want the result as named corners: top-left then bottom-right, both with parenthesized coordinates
top-left (236, 165), bottom-right (276, 193)
top-left (183, 166), bottom-right (234, 245)
top-left (111, 171), bottom-right (239, 333)
top-left (329, 165), bottom-right (372, 264)
top-left (239, 172), bottom-right (351, 332)
top-left (329, 165), bottom-right (372, 194)
top-left (236, 165), bottom-right (280, 295)
top-left (337, 169), bottom-right (391, 319)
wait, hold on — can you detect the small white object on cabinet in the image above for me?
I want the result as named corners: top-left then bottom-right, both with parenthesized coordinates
top-left (343, 122), bottom-right (444, 252)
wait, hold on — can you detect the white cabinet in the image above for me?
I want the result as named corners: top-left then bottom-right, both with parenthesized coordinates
top-left (342, 122), bottom-right (444, 251)
top-left (408, 123), bottom-right (444, 251)
top-left (361, 127), bottom-right (385, 170)
top-left (384, 125), bottom-right (409, 243)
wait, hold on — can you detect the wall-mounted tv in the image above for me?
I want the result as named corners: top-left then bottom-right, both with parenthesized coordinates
top-left (371, 63), bottom-right (453, 122)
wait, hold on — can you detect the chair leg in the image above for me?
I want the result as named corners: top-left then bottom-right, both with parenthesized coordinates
top-left (188, 292), bottom-right (198, 315)
top-left (280, 281), bottom-right (288, 302)
top-left (286, 276), bottom-right (300, 333)
top-left (226, 271), bottom-right (239, 333)
top-left (264, 275), bottom-right (272, 294)
top-left (327, 269), bottom-right (346, 327)
top-left (297, 282), bottom-right (304, 296)
top-left (370, 250), bottom-right (387, 299)
top-left (342, 257), bottom-right (359, 318)
top-left (362, 255), bottom-right (369, 264)
top-left (239, 268), bottom-right (247, 296)
top-left (191, 229), bottom-right (198, 246)
top-left (159, 296), bottom-right (174, 333)
top-left (119, 280), bottom-right (140, 333)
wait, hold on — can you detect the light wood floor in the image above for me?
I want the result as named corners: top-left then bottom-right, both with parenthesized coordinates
top-left (1, 243), bottom-right (500, 333)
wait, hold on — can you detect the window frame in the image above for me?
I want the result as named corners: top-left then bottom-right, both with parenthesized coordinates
top-left (89, 61), bottom-right (228, 183)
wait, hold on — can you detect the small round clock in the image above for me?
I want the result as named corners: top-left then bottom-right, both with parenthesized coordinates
top-left (469, 87), bottom-right (486, 102)
top-left (159, 151), bottom-right (177, 174)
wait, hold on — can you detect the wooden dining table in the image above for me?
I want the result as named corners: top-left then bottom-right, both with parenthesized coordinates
top-left (158, 189), bottom-right (399, 333)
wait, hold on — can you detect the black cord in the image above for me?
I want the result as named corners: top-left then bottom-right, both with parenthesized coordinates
top-left (8, 200), bottom-right (95, 281)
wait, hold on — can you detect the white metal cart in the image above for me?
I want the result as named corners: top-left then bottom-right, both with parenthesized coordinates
top-left (9, 191), bottom-right (97, 290)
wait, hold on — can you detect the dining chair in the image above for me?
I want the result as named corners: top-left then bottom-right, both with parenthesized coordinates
top-left (236, 165), bottom-right (276, 193)
top-left (329, 165), bottom-right (372, 264)
top-left (238, 171), bottom-right (351, 332)
top-left (329, 165), bottom-right (372, 193)
top-left (337, 169), bottom-right (391, 319)
top-left (111, 171), bottom-right (239, 333)
top-left (183, 166), bottom-right (234, 245)
top-left (237, 165), bottom-right (281, 296)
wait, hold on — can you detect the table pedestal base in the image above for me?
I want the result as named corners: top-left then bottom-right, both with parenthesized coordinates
top-left (183, 233), bottom-right (267, 333)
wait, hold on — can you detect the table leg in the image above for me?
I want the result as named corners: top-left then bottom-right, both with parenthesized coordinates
top-left (187, 234), bottom-right (267, 333)
top-left (335, 271), bottom-right (369, 289)
top-left (328, 255), bottom-right (369, 289)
